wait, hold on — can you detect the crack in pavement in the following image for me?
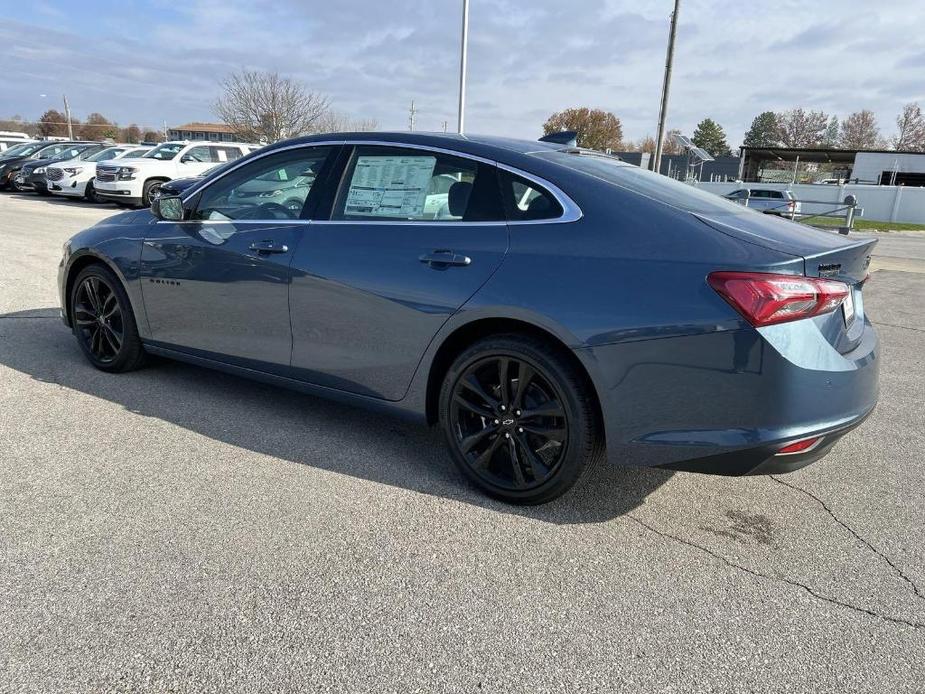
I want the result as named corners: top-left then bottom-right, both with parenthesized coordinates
top-left (0, 316), bottom-right (58, 320)
top-left (769, 476), bottom-right (925, 602)
top-left (626, 513), bottom-right (925, 630)
top-left (873, 321), bottom-right (925, 333)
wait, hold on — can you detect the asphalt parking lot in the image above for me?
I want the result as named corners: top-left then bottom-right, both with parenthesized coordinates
top-left (1, 193), bottom-right (923, 693)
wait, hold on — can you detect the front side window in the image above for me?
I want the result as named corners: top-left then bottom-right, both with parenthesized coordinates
top-left (193, 146), bottom-right (332, 222)
top-left (332, 146), bottom-right (502, 222)
top-left (183, 146), bottom-right (212, 163)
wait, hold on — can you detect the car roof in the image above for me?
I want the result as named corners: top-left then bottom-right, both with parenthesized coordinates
top-left (263, 131), bottom-right (568, 161)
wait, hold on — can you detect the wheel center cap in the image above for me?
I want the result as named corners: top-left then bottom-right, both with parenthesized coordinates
top-left (501, 418), bottom-right (515, 427)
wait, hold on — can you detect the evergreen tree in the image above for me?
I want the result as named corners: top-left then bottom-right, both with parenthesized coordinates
top-left (743, 112), bottom-right (779, 147)
top-left (822, 116), bottom-right (839, 148)
top-left (691, 118), bottom-right (732, 157)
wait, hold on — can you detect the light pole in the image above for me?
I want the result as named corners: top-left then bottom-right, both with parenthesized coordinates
top-left (62, 94), bottom-right (74, 140)
top-left (457, 0), bottom-right (470, 134)
top-left (652, 0), bottom-right (680, 174)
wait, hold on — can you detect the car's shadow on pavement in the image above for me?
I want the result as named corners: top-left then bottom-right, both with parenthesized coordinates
top-left (0, 308), bottom-right (673, 524)
top-left (0, 191), bottom-right (120, 209)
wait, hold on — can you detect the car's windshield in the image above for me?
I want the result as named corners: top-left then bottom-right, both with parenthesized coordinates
top-left (143, 143), bottom-right (185, 160)
top-left (122, 148), bottom-right (151, 158)
top-left (86, 147), bottom-right (122, 162)
top-left (1, 142), bottom-right (47, 159)
top-left (48, 145), bottom-right (96, 162)
top-left (0, 142), bottom-right (38, 158)
top-left (536, 150), bottom-right (746, 215)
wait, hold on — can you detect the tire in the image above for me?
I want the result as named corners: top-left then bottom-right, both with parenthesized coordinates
top-left (438, 334), bottom-right (602, 504)
top-left (12, 177), bottom-right (28, 193)
top-left (85, 180), bottom-right (101, 204)
top-left (70, 264), bottom-right (146, 373)
top-left (141, 179), bottom-right (163, 207)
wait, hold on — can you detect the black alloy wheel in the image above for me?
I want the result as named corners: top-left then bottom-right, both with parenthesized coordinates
top-left (440, 335), bottom-right (601, 504)
top-left (73, 275), bottom-right (125, 364)
top-left (70, 265), bottom-right (146, 373)
top-left (85, 180), bottom-right (101, 203)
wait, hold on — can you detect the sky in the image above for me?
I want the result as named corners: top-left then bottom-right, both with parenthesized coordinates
top-left (2, 0), bottom-right (925, 146)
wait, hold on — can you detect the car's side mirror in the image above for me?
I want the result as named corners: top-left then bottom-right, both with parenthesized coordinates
top-left (180, 155), bottom-right (194, 163)
top-left (151, 195), bottom-right (184, 221)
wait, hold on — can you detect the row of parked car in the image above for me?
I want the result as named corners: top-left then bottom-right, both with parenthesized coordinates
top-left (0, 135), bottom-right (261, 207)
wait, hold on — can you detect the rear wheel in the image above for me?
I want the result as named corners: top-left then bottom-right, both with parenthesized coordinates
top-left (438, 335), bottom-right (601, 504)
top-left (70, 264), bottom-right (146, 373)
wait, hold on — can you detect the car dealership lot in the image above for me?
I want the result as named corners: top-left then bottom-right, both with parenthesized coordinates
top-left (1, 193), bottom-right (923, 692)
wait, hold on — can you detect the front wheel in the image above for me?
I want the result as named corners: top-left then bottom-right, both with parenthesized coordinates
top-left (70, 264), bottom-right (146, 373)
top-left (141, 180), bottom-right (163, 207)
top-left (438, 335), bottom-right (602, 504)
top-left (85, 179), bottom-right (102, 203)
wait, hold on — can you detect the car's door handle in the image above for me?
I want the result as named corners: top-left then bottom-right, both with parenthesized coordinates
top-left (249, 240), bottom-right (289, 254)
top-left (419, 250), bottom-right (471, 267)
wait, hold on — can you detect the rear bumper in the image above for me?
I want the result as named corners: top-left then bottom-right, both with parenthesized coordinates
top-left (654, 406), bottom-right (873, 475)
top-left (576, 316), bottom-right (879, 475)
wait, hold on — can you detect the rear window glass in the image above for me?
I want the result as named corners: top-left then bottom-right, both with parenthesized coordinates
top-left (536, 150), bottom-right (745, 215)
top-left (498, 169), bottom-right (563, 221)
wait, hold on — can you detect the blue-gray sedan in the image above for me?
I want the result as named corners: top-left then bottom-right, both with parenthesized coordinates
top-left (57, 132), bottom-right (878, 504)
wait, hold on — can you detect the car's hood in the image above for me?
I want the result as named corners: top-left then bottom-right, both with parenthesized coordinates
top-left (22, 157), bottom-right (61, 171)
top-left (114, 157), bottom-right (176, 168)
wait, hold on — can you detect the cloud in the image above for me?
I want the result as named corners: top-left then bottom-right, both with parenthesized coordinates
top-left (2, 0), bottom-right (924, 146)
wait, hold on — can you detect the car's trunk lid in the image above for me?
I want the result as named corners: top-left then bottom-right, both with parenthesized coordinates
top-left (694, 211), bottom-right (875, 282)
top-left (695, 211), bottom-right (876, 354)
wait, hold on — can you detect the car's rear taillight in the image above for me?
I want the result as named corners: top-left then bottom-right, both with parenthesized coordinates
top-left (707, 271), bottom-right (849, 327)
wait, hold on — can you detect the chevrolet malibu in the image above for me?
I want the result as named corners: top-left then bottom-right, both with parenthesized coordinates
top-left (58, 132), bottom-right (878, 504)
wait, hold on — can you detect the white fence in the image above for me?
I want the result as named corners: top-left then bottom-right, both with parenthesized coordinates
top-left (693, 181), bottom-right (925, 225)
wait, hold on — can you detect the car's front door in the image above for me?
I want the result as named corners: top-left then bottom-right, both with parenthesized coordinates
top-left (288, 144), bottom-right (509, 400)
top-left (139, 145), bottom-right (337, 371)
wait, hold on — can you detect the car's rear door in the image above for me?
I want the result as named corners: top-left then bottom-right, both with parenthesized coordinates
top-left (139, 144), bottom-right (338, 372)
top-left (288, 143), bottom-right (509, 400)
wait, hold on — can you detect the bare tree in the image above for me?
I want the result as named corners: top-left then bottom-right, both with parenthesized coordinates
top-left (776, 108), bottom-right (829, 147)
top-left (214, 70), bottom-right (331, 143)
top-left (662, 128), bottom-right (683, 155)
top-left (892, 103), bottom-right (925, 151)
top-left (315, 110), bottom-right (379, 133)
top-left (839, 110), bottom-right (882, 149)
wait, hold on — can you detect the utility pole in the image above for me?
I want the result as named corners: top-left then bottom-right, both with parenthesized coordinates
top-left (457, 0), bottom-right (470, 133)
top-left (408, 100), bottom-right (417, 132)
top-left (652, 0), bottom-right (681, 174)
top-left (163, 120), bottom-right (168, 142)
top-left (62, 95), bottom-right (74, 140)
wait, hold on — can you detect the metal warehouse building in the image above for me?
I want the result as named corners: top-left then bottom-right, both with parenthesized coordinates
top-left (738, 146), bottom-right (925, 186)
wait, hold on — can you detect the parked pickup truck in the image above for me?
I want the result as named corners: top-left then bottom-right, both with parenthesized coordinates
top-left (93, 140), bottom-right (259, 207)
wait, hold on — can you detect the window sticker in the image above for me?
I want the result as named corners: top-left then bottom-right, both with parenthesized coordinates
top-left (344, 155), bottom-right (437, 218)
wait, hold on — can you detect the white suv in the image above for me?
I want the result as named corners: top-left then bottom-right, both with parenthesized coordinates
top-left (94, 140), bottom-right (257, 207)
top-left (46, 145), bottom-right (151, 203)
